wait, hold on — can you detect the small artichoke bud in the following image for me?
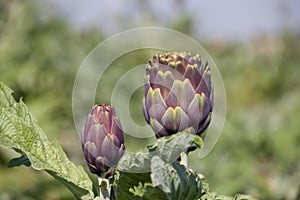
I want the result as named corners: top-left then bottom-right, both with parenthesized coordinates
top-left (81, 104), bottom-right (125, 176)
top-left (143, 52), bottom-right (213, 138)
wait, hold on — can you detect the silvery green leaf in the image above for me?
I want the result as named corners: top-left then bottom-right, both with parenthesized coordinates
top-left (117, 132), bottom-right (203, 172)
top-left (114, 171), bottom-right (167, 200)
top-left (150, 156), bottom-right (202, 200)
top-left (0, 82), bottom-right (94, 200)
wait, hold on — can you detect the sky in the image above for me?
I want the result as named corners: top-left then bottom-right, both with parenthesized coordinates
top-left (47, 0), bottom-right (300, 41)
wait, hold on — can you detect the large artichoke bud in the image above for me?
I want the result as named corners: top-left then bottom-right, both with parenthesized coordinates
top-left (81, 104), bottom-right (125, 176)
top-left (143, 52), bottom-right (213, 138)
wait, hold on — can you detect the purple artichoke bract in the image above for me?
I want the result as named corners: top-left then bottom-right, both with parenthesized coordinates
top-left (81, 104), bottom-right (125, 176)
top-left (143, 52), bottom-right (213, 138)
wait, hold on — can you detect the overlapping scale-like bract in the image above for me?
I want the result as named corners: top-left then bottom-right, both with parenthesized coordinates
top-left (143, 52), bottom-right (213, 138)
top-left (81, 104), bottom-right (125, 175)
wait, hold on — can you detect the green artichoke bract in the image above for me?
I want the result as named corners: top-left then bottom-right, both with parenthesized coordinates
top-left (81, 104), bottom-right (125, 176)
top-left (143, 52), bottom-right (213, 138)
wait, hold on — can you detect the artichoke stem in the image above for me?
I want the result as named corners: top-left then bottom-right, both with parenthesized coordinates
top-left (98, 177), bottom-right (110, 200)
top-left (180, 152), bottom-right (188, 167)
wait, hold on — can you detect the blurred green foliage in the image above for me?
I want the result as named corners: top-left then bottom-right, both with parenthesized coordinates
top-left (0, 1), bottom-right (300, 199)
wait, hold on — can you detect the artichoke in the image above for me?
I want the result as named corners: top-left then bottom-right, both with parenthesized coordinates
top-left (143, 52), bottom-right (213, 138)
top-left (81, 104), bottom-right (125, 176)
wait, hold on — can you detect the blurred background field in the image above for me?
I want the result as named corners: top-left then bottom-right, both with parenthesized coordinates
top-left (0, 0), bottom-right (300, 199)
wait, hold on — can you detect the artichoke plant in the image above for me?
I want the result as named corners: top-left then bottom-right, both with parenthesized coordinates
top-left (143, 52), bottom-right (213, 138)
top-left (81, 104), bottom-right (125, 176)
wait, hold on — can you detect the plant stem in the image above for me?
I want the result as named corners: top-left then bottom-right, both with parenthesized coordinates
top-left (98, 177), bottom-right (110, 200)
top-left (180, 152), bottom-right (188, 167)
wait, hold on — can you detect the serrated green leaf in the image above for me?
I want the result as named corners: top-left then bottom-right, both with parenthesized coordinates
top-left (114, 132), bottom-right (203, 200)
top-left (115, 156), bottom-right (204, 200)
top-left (7, 155), bottom-right (31, 168)
top-left (114, 171), bottom-right (167, 200)
top-left (0, 82), bottom-right (94, 200)
top-left (150, 156), bottom-right (172, 193)
top-left (113, 171), bottom-right (151, 200)
top-left (117, 132), bottom-right (203, 173)
top-left (150, 156), bottom-right (203, 200)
